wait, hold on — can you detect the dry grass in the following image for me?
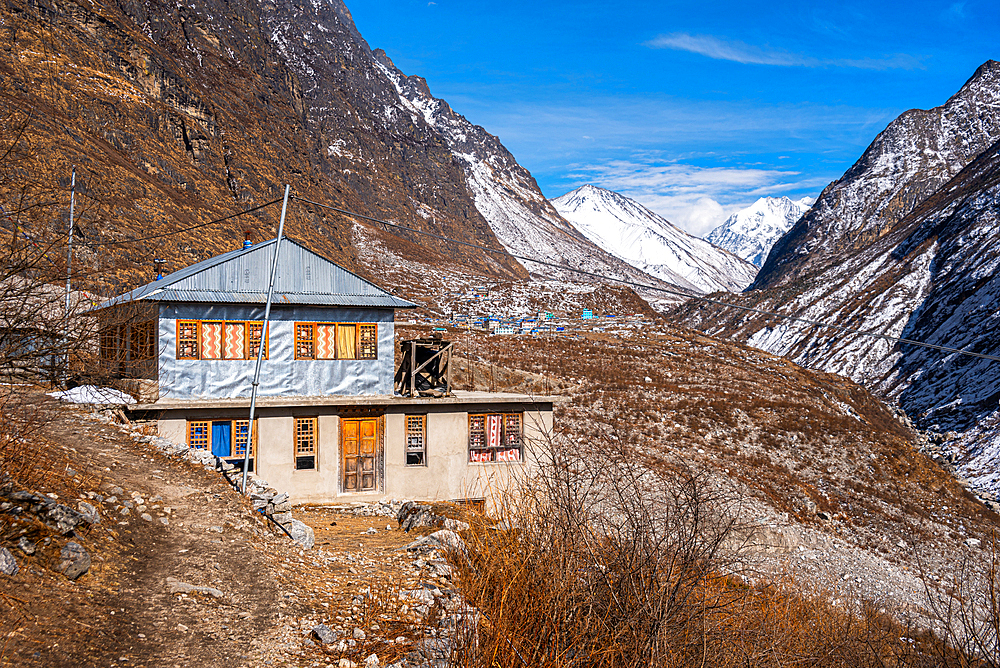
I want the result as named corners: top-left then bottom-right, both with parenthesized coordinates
top-left (448, 435), bottom-right (976, 668)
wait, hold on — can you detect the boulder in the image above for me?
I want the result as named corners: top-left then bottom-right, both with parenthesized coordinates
top-left (403, 529), bottom-right (466, 553)
top-left (397, 501), bottom-right (443, 532)
top-left (56, 542), bottom-right (91, 580)
top-left (311, 624), bottom-right (338, 644)
top-left (78, 501), bottom-right (101, 525)
top-left (0, 548), bottom-right (18, 576)
top-left (288, 519), bottom-right (315, 550)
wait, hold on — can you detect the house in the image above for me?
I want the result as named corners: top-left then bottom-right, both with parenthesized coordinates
top-left (93, 237), bottom-right (553, 504)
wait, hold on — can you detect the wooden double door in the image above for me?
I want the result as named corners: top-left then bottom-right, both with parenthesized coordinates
top-left (341, 418), bottom-right (379, 492)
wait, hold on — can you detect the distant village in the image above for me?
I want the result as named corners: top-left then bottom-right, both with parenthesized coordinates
top-left (402, 283), bottom-right (659, 338)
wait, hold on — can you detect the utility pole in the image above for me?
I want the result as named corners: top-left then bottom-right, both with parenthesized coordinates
top-left (65, 166), bottom-right (75, 315)
top-left (63, 167), bottom-right (76, 385)
top-left (241, 185), bottom-right (290, 494)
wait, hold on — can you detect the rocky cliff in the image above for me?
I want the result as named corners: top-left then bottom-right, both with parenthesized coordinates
top-left (0, 0), bottom-right (667, 294)
top-left (673, 61), bottom-right (1000, 493)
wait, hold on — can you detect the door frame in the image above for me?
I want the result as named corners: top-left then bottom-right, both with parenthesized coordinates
top-left (339, 415), bottom-right (384, 494)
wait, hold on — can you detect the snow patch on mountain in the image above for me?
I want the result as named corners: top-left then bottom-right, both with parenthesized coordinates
top-left (706, 196), bottom-right (812, 267)
top-left (551, 185), bottom-right (759, 294)
top-left (371, 52), bottom-right (673, 290)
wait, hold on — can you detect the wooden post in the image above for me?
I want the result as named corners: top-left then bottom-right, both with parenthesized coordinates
top-left (445, 343), bottom-right (453, 395)
top-left (410, 340), bottom-right (416, 398)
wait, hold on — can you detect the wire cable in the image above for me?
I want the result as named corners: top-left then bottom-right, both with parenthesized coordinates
top-left (292, 194), bottom-right (1000, 364)
top-left (86, 197), bottom-right (285, 247)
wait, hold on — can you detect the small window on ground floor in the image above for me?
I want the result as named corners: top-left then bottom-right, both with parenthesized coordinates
top-left (468, 412), bottom-right (522, 463)
top-left (406, 415), bottom-right (426, 466)
top-left (295, 417), bottom-right (318, 470)
top-left (186, 419), bottom-right (257, 471)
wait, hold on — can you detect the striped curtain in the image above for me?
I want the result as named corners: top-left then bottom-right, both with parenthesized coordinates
top-left (316, 324), bottom-right (336, 359)
top-left (201, 322), bottom-right (222, 359)
top-left (224, 323), bottom-right (245, 360)
top-left (336, 324), bottom-right (356, 360)
top-left (486, 414), bottom-right (501, 450)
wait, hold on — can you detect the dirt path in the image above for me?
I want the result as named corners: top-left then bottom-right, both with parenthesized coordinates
top-left (1, 398), bottom-right (290, 666)
top-left (1, 395), bottom-right (452, 668)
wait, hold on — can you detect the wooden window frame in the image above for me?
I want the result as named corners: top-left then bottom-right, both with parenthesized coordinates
top-left (186, 419), bottom-right (257, 466)
top-left (177, 320), bottom-right (200, 360)
top-left (232, 419), bottom-right (259, 461)
top-left (176, 320), bottom-right (268, 360)
top-left (294, 322), bottom-right (378, 361)
top-left (468, 412), bottom-right (523, 463)
top-left (294, 416), bottom-right (318, 470)
top-left (405, 415), bottom-right (427, 467)
top-left (295, 323), bottom-right (316, 360)
top-left (358, 324), bottom-right (378, 360)
top-left (187, 420), bottom-right (210, 450)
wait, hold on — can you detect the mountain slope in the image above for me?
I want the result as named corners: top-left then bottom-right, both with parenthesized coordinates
top-left (551, 185), bottom-right (759, 293)
top-left (706, 196), bottom-right (811, 267)
top-left (367, 52), bottom-right (673, 287)
top-left (671, 62), bottom-right (1000, 492)
top-left (753, 60), bottom-right (1000, 291)
top-left (3, 0), bottom-right (661, 292)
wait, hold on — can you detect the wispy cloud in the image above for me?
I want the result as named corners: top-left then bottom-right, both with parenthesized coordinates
top-left (563, 160), bottom-right (827, 236)
top-left (646, 33), bottom-right (924, 70)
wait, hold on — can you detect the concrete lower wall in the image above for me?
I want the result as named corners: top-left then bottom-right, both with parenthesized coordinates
top-left (157, 401), bottom-right (552, 505)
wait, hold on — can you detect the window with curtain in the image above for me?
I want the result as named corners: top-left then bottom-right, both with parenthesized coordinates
top-left (294, 323), bottom-right (377, 360)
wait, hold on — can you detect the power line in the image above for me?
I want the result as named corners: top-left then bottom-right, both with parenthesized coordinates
top-left (87, 197), bottom-right (285, 247)
top-left (292, 194), bottom-right (1000, 364)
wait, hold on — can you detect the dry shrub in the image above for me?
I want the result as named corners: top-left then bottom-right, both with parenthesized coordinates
top-left (452, 434), bottom-right (746, 668)
top-left (920, 532), bottom-right (1000, 668)
top-left (450, 434), bottom-right (965, 668)
top-left (0, 389), bottom-right (57, 490)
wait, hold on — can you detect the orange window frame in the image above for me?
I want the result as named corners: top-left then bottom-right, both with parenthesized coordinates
top-left (468, 412), bottom-right (523, 463)
top-left (294, 323), bottom-right (378, 360)
top-left (176, 320), bottom-right (268, 360)
top-left (177, 320), bottom-right (200, 359)
top-left (188, 420), bottom-right (210, 449)
top-left (295, 323), bottom-right (316, 359)
top-left (294, 417), bottom-right (318, 470)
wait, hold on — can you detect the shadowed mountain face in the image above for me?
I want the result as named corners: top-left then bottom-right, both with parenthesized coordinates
top-left (753, 60), bottom-right (1000, 291)
top-left (671, 61), bottom-right (1000, 492)
top-left (1, 0), bottom-right (665, 294)
top-left (0, 0), bottom-right (532, 289)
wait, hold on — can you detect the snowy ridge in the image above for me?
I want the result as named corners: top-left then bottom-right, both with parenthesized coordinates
top-left (706, 196), bottom-right (811, 267)
top-left (675, 62), bottom-right (1000, 492)
top-left (370, 52), bottom-right (675, 290)
top-left (551, 185), bottom-right (759, 294)
top-left (756, 60), bottom-right (1000, 290)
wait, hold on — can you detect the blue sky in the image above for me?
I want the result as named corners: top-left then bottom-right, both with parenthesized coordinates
top-left (347, 0), bottom-right (997, 236)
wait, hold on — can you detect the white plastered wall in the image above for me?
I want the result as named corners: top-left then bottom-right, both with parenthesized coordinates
top-left (157, 405), bottom-right (553, 505)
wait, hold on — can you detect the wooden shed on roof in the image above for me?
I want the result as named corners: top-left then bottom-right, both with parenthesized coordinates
top-left (93, 237), bottom-right (555, 505)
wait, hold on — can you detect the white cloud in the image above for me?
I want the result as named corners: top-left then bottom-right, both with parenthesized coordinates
top-left (562, 160), bottom-right (824, 236)
top-left (646, 33), bottom-right (924, 70)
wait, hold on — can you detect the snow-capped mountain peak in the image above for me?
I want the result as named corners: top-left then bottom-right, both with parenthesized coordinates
top-left (705, 196), bottom-right (812, 267)
top-left (551, 185), bottom-right (758, 294)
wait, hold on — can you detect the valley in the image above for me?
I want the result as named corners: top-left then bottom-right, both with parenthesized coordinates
top-left (1, 0), bottom-right (1000, 665)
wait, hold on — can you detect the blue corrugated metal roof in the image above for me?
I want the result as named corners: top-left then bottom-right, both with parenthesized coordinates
top-left (93, 237), bottom-right (417, 310)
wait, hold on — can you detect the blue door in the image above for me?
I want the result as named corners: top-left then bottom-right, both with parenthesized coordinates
top-left (211, 421), bottom-right (232, 457)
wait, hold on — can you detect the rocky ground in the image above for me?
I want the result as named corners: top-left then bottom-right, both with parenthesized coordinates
top-left (0, 394), bottom-right (465, 668)
top-left (2, 319), bottom-right (998, 666)
top-left (422, 322), bottom-right (1000, 618)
